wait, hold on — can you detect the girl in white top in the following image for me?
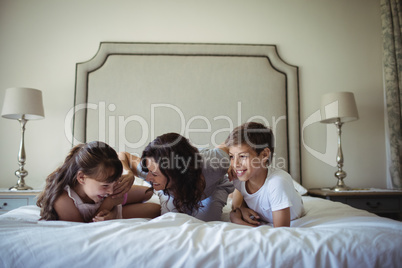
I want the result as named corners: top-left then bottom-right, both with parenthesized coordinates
top-left (37, 141), bottom-right (160, 222)
top-left (226, 122), bottom-right (304, 227)
top-left (62, 184), bottom-right (122, 222)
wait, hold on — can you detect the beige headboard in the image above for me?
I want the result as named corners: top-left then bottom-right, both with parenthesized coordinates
top-left (72, 42), bottom-right (301, 183)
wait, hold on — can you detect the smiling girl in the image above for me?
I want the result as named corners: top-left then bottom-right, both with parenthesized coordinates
top-left (37, 141), bottom-right (158, 222)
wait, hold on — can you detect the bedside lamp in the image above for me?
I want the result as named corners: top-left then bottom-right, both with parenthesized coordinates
top-left (1, 87), bottom-right (45, 190)
top-left (320, 92), bottom-right (359, 191)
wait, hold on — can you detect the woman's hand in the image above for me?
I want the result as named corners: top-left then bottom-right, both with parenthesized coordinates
top-left (111, 170), bottom-right (134, 198)
top-left (111, 152), bottom-right (139, 198)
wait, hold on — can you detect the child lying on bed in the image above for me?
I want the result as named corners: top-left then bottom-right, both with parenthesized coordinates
top-left (36, 141), bottom-right (160, 222)
top-left (226, 122), bottom-right (305, 227)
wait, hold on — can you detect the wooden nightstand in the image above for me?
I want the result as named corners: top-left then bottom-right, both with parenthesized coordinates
top-left (0, 189), bottom-right (41, 215)
top-left (308, 188), bottom-right (402, 220)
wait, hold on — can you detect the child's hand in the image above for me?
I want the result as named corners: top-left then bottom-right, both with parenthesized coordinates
top-left (239, 207), bottom-right (261, 226)
top-left (227, 166), bottom-right (238, 181)
top-left (230, 209), bottom-right (259, 227)
top-left (93, 209), bottom-right (116, 222)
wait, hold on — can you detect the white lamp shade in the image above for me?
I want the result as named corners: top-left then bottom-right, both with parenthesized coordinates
top-left (1, 87), bottom-right (45, 120)
top-left (320, 91), bottom-right (358, 124)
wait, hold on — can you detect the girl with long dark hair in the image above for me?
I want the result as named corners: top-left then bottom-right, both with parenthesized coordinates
top-left (37, 141), bottom-right (160, 222)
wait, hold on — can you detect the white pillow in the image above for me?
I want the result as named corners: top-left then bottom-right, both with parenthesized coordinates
top-left (292, 180), bottom-right (308, 195)
top-left (134, 177), bottom-right (150, 186)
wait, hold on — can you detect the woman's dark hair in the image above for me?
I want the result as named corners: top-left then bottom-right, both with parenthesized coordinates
top-left (141, 133), bottom-right (205, 214)
top-left (37, 141), bottom-right (123, 220)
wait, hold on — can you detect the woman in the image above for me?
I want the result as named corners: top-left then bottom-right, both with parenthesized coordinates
top-left (119, 133), bottom-right (234, 221)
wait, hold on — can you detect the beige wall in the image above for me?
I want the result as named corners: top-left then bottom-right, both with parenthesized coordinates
top-left (0, 0), bottom-right (385, 190)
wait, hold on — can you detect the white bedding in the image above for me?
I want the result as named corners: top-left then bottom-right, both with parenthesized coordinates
top-left (1, 196), bottom-right (401, 268)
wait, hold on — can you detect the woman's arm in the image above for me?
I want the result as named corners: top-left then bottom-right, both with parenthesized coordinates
top-left (121, 186), bottom-right (160, 219)
top-left (119, 152), bottom-right (141, 177)
top-left (53, 192), bottom-right (85, 222)
top-left (272, 207), bottom-right (291, 227)
top-left (124, 185), bottom-right (154, 203)
top-left (216, 142), bottom-right (229, 155)
top-left (93, 206), bottom-right (121, 222)
top-left (94, 185), bottom-right (155, 221)
top-left (111, 152), bottom-right (141, 198)
top-left (95, 152), bottom-right (140, 216)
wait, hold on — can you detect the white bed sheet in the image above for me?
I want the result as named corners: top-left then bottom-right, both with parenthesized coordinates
top-left (0, 196), bottom-right (401, 268)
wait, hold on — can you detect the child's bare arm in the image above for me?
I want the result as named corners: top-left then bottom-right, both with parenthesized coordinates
top-left (231, 189), bottom-right (244, 209)
top-left (93, 206), bottom-right (120, 222)
top-left (230, 209), bottom-right (259, 227)
top-left (272, 207), bottom-right (291, 227)
top-left (94, 185), bottom-right (152, 221)
top-left (54, 192), bottom-right (85, 222)
top-left (231, 189), bottom-right (261, 225)
top-left (95, 195), bottom-right (124, 217)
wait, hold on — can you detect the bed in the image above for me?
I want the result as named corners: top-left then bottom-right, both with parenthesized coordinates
top-left (1, 42), bottom-right (401, 268)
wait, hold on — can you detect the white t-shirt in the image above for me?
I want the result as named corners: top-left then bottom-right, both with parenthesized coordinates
top-left (233, 166), bottom-right (304, 223)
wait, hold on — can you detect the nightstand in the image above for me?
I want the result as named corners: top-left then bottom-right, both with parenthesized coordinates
top-left (308, 188), bottom-right (402, 220)
top-left (0, 189), bottom-right (41, 215)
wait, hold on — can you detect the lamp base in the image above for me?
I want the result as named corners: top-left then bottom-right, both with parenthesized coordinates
top-left (9, 184), bottom-right (33, 191)
top-left (330, 178), bottom-right (351, 191)
top-left (330, 185), bottom-right (351, 191)
top-left (9, 174), bottom-right (33, 190)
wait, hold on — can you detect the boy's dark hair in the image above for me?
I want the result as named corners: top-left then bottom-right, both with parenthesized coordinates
top-left (225, 122), bottom-right (275, 156)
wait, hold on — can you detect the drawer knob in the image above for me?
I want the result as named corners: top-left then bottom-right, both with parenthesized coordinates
top-left (366, 201), bottom-right (380, 209)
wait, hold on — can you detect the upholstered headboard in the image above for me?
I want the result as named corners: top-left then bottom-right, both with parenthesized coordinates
top-left (72, 42), bottom-right (301, 183)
